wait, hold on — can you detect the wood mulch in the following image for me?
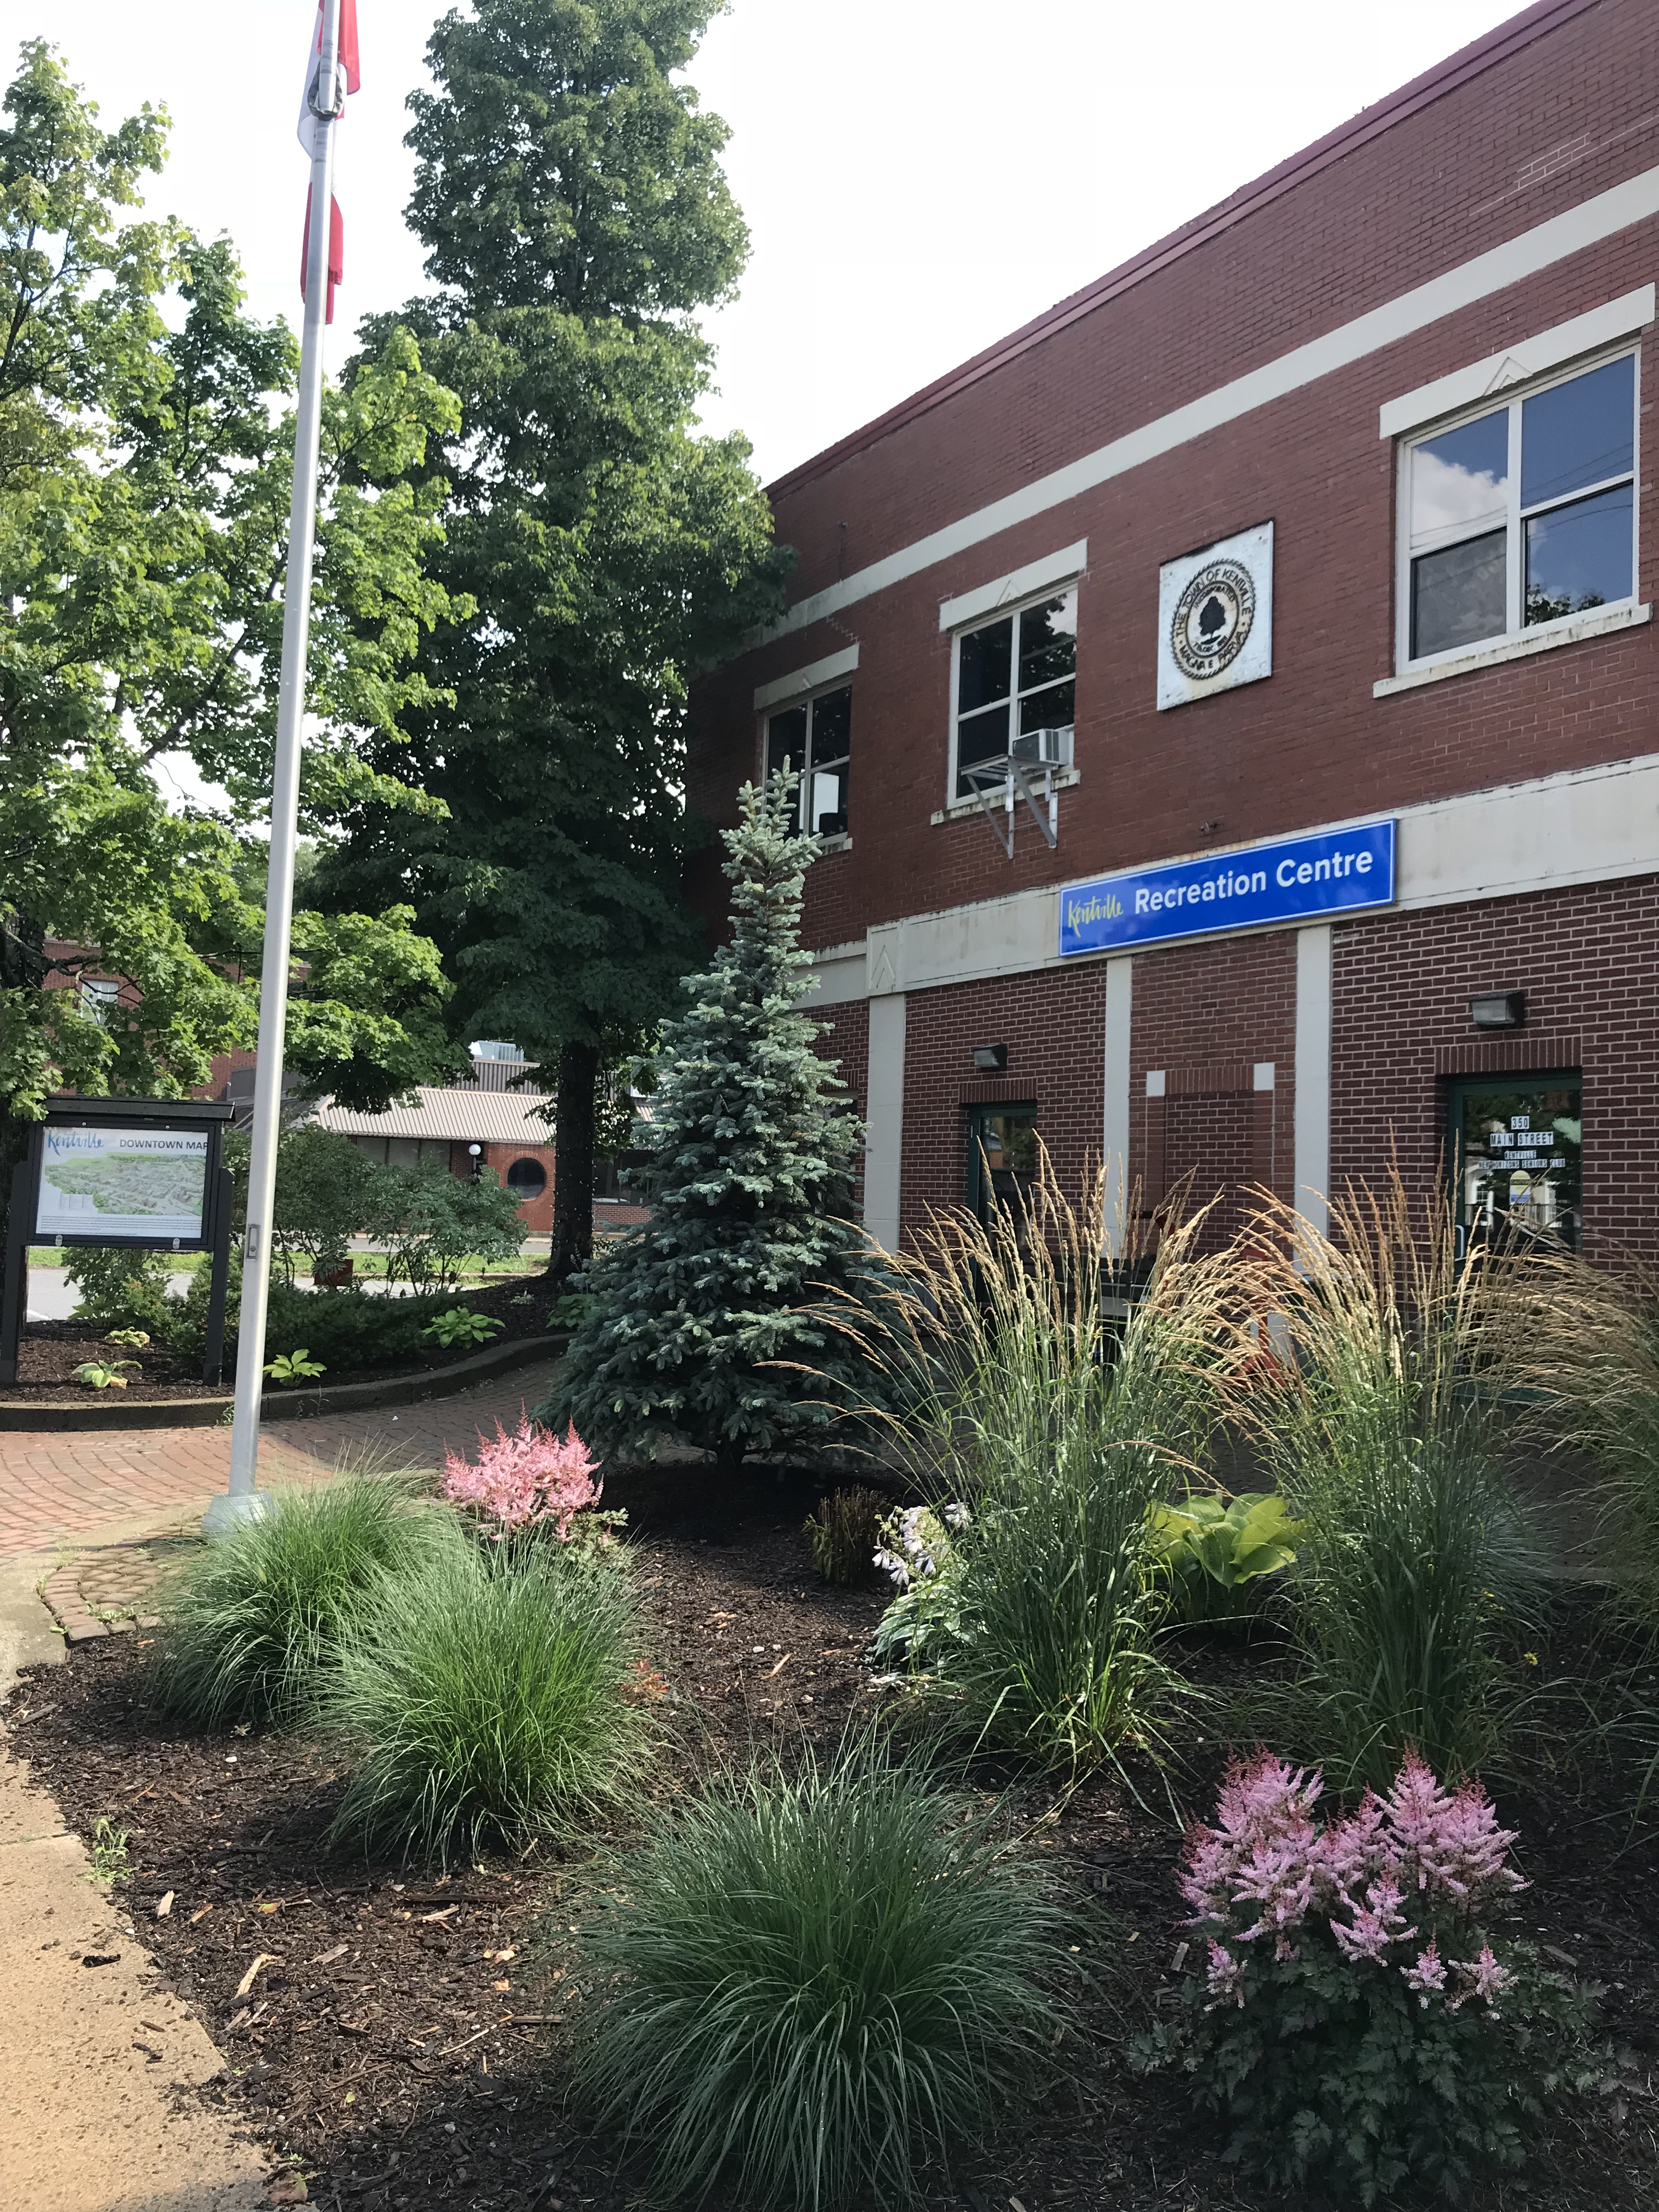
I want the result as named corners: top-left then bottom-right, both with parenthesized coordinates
top-left (12, 1465), bottom-right (1659, 2211)
top-left (2, 1278), bottom-right (558, 1406)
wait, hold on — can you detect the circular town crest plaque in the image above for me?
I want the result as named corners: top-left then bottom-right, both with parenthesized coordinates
top-left (1170, 558), bottom-right (1256, 682)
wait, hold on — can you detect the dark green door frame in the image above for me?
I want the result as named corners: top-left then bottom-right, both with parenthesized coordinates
top-left (1443, 1068), bottom-right (1582, 1259)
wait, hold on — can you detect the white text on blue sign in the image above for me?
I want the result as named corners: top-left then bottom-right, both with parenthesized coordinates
top-left (1059, 820), bottom-right (1396, 957)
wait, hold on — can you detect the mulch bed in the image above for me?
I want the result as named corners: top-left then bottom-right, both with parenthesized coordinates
top-left (11, 1465), bottom-right (1659, 2211)
top-left (2, 1277), bottom-right (558, 1406)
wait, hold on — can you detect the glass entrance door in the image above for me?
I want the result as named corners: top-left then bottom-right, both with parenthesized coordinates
top-left (966, 1104), bottom-right (1040, 1226)
top-left (1446, 1073), bottom-right (1582, 1257)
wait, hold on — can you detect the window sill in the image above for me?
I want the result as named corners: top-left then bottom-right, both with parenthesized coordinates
top-left (930, 766), bottom-right (1081, 826)
top-left (1374, 600), bottom-right (1650, 696)
top-left (814, 832), bottom-right (851, 855)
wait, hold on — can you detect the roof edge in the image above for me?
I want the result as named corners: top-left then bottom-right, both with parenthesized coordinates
top-left (764, 0), bottom-right (1604, 501)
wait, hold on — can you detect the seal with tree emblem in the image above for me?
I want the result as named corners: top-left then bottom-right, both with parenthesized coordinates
top-left (1170, 558), bottom-right (1256, 682)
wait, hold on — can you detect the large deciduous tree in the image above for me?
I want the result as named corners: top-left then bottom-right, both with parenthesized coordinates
top-left (326, 0), bottom-right (791, 1282)
top-left (0, 42), bottom-right (469, 1246)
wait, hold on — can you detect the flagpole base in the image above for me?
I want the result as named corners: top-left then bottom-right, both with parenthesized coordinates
top-left (202, 1489), bottom-right (276, 1541)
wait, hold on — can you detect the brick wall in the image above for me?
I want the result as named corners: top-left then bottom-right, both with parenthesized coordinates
top-left (896, 965), bottom-right (1106, 1231)
top-left (813, 997), bottom-right (870, 1210)
top-left (687, 0), bottom-right (1659, 953)
top-left (1127, 930), bottom-right (1298, 1244)
top-left (1330, 872), bottom-right (1659, 1261)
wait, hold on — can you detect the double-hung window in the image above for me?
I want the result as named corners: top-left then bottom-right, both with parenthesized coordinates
top-left (764, 682), bottom-right (851, 838)
top-left (951, 589), bottom-right (1076, 799)
top-left (1400, 351), bottom-right (1637, 668)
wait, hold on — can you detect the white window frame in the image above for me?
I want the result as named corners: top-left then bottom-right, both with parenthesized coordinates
top-left (1393, 340), bottom-right (1640, 678)
top-left (946, 579), bottom-right (1079, 807)
top-left (759, 678), bottom-right (854, 844)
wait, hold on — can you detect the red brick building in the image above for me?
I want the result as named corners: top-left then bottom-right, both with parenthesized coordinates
top-left (689, 0), bottom-right (1659, 1263)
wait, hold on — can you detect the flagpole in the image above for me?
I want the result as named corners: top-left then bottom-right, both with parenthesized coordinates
top-left (205, 0), bottom-right (345, 1536)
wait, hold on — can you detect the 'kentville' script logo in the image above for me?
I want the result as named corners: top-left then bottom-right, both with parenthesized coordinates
top-left (1170, 558), bottom-right (1256, 682)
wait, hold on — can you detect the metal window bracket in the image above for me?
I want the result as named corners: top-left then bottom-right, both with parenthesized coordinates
top-left (960, 757), bottom-right (1060, 857)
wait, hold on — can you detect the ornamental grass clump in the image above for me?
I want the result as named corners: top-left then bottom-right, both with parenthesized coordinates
top-left (147, 1470), bottom-right (442, 1730)
top-left (1230, 1174), bottom-right (1538, 1787)
top-left (1138, 1750), bottom-right (1598, 2206)
top-left (833, 1153), bottom-right (1233, 1774)
top-left (323, 1538), bottom-right (646, 1865)
top-left (573, 1741), bottom-right (1064, 2211)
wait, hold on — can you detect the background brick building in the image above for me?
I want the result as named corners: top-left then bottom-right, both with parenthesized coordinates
top-left (690, 0), bottom-right (1659, 1265)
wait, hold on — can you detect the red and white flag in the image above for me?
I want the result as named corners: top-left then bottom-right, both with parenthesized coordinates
top-left (298, 1), bottom-right (362, 324)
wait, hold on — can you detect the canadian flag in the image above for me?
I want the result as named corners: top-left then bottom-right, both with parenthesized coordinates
top-left (298, 2), bottom-right (362, 325)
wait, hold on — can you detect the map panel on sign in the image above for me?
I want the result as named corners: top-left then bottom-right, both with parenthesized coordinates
top-left (36, 1126), bottom-right (210, 1244)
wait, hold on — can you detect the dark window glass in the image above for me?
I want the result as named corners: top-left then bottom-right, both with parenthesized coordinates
top-left (1019, 680), bottom-right (1075, 736)
top-left (1521, 356), bottom-right (1635, 509)
top-left (956, 703), bottom-right (1010, 793)
top-left (968, 1107), bottom-right (1040, 1225)
top-left (506, 1156), bottom-right (547, 1196)
top-left (957, 617), bottom-right (1013, 714)
top-left (1525, 481), bottom-right (1633, 624)
top-left (766, 703), bottom-right (808, 782)
top-left (1017, 591), bottom-right (1077, 693)
top-left (806, 760), bottom-right (849, 836)
top-left (1454, 1083), bottom-right (1581, 1255)
top-left (809, 684), bottom-right (851, 767)
top-left (1409, 409), bottom-right (1509, 553)
top-left (1410, 528), bottom-right (1506, 658)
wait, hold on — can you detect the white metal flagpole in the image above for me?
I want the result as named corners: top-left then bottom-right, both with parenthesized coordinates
top-left (205, 0), bottom-right (346, 1536)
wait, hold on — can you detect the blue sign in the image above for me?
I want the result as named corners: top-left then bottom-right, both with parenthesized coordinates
top-left (1059, 819), bottom-right (1396, 958)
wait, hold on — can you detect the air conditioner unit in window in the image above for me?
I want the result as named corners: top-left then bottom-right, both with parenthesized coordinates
top-left (1010, 725), bottom-right (1074, 769)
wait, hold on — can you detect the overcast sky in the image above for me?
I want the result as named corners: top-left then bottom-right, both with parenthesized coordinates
top-left (30, 0), bottom-right (1525, 484)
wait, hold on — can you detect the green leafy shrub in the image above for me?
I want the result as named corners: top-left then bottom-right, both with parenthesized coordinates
top-left (1149, 1488), bottom-right (1302, 1626)
top-left (363, 1160), bottom-right (523, 1291)
top-left (1232, 1178), bottom-right (1538, 1787)
top-left (269, 1126), bottom-right (373, 1285)
top-left (422, 1305), bottom-right (504, 1349)
top-left (324, 1539), bottom-right (646, 1864)
top-left (842, 1155), bottom-right (1231, 1774)
top-left (803, 1485), bottom-right (886, 1582)
top-left (574, 1743), bottom-right (1063, 2211)
top-left (148, 1473), bottom-right (442, 1728)
top-left (870, 1503), bottom-right (972, 1668)
top-left (1135, 1750), bottom-right (1603, 2207)
top-left (65, 1247), bottom-right (180, 1341)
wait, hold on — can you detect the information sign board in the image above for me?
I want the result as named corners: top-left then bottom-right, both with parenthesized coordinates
top-left (35, 1125), bottom-right (211, 1244)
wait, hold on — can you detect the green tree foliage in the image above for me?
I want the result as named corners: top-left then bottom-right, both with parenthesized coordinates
top-left (543, 775), bottom-right (869, 1468)
top-left (326, 0), bottom-right (791, 1279)
top-left (0, 41), bottom-right (468, 1239)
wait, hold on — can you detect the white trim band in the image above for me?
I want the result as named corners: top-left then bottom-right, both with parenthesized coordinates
top-left (1378, 285), bottom-right (1655, 438)
top-left (1373, 600), bottom-right (1650, 695)
top-left (753, 643), bottom-right (859, 711)
top-left (937, 541), bottom-right (1088, 633)
top-left (764, 162), bottom-right (1659, 645)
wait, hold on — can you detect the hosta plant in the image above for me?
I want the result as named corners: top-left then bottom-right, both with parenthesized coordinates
top-left (870, 1503), bottom-right (972, 1667)
top-left (74, 1359), bottom-right (138, 1390)
top-left (1149, 1488), bottom-right (1302, 1626)
top-left (264, 1348), bottom-right (326, 1385)
top-left (1135, 1751), bottom-right (1602, 2205)
top-left (422, 1306), bottom-right (504, 1350)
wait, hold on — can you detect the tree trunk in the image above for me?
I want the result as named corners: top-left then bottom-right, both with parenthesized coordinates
top-left (546, 1036), bottom-right (600, 1284)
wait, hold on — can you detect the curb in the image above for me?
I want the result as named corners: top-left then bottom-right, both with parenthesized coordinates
top-left (0, 1334), bottom-right (567, 1432)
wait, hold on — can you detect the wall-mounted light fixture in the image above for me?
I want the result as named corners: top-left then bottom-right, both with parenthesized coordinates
top-left (467, 1141), bottom-right (483, 1178)
top-left (1469, 991), bottom-right (1526, 1030)
top-left (972, 1042), bottom-right (1008, 1072)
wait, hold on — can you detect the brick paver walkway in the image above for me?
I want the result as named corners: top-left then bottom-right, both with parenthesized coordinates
top-left (0, 1358), bottom-right (564, 1561)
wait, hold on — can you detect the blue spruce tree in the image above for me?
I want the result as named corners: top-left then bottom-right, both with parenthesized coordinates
top-left (542, 773), bottom-right (872, 1468)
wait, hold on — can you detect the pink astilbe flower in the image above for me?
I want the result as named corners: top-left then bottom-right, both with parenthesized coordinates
top-left (1403, 1940), bottom-right (1448, 2006)
top-left (1451, 1944), bottom-right (1513, 2012)
top-left (1331, 1875), bottom-right (1414, 1963)
top-left (1179, 1755), bottom-right (1324, 1930)
top-left (1205, 1939), bottom-right (1245, 2012)
top-left (1383, 1751), bottom-right (1526, 1911)
top-left (441, 1412), bottom-right (602, 1537)
top-left (1316, 1787), bottom-right (1390, 1899)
